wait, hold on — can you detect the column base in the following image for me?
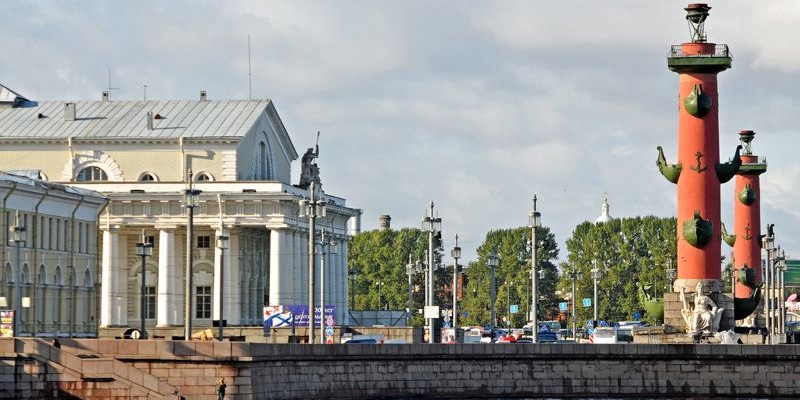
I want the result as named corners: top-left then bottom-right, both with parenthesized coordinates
top-left (673, 278), bottom-right (724, 294)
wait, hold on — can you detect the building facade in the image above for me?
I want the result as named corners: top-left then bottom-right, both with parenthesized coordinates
top-left (0, 172), bottom-right (106, 337)
top-left (0, 85), bottom-right (360, 335)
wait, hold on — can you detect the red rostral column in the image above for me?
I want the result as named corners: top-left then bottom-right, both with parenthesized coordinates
top-left (732, 130), bottom-right (767, 318)
top-left (660, 4), bottom-right (739, 294)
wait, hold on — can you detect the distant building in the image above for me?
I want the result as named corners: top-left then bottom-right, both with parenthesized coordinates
top-left (0, 85), bottom-right (360, 335)
top-left (595, 195), bottom-right (613, 224)
top-left (0, 171), bottom-right (106, 337)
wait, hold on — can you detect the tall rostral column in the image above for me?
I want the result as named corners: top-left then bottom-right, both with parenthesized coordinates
top-left (732, 130), bottom-right (767, 319)
top-left (659, 4), bottom-right (739, 294)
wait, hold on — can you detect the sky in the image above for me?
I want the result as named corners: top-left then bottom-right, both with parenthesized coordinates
top-left (1, 0), bottom-right (799, 264)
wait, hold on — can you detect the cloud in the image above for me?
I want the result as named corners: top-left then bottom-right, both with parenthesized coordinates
top-left (0, 0), bottom-right (798, 261)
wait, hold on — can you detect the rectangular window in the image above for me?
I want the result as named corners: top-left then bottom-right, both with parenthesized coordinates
top-left (146, 236), bottom-right (155, 246)
top-left (78, 223), bottom-right (84, 253)
top-left (40, 216), bottom-right (45, 249)
top-left (48, 217), bottom-right (53, 250)
top-left (145, 286), bottom-right (157, 319)
top-left (197, 235), bottom-right (211, 249)
top-left (64, 221), bottom-right (70, 252)
top-left (56, 220), bottom-right (61, 251)
top-left (195, 286), bottom-right (212, 319)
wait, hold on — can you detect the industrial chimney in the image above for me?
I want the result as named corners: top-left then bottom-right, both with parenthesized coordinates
top-left (379, 215), bottom-right (391, 230)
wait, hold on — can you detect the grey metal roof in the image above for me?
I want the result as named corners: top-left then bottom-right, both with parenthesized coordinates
top-left (0, 99), bottom-right (273, 139)
top-left (0, 171), bottom-right (104, 199)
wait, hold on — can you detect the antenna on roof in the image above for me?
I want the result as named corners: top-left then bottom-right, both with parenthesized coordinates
top-left (248, 35), bottom-right (253, 100)
top-left (106, 68), bottom-right (120, 100)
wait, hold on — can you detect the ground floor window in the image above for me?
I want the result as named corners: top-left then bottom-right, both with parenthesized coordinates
top-left (145, 286), bottom-right (156, 319)
top-left (195, 286), bottom-right (211, 319)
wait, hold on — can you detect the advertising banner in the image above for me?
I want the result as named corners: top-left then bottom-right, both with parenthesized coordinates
top-left (263, 305), bottom-right (335, 328)
top-left (0, 310), bottom-right (13, 338)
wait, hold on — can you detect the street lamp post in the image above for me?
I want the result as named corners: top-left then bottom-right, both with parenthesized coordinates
top-left (528, 195), bottom-right (541, 342)
top-left (421, 202), bottom-right (442, 344)
top-left (775, 249), bottom-right (786, 336)
top-left (299, 181), bottom-right (326, 344)
top-left (762, 230), bottom-right (775, 344)
top-left (569, 269), bottom-right (578, 339)
top-left (405, 255), bottom-right (416, 327)
top-left (318, 231), bottom-right (338, 343)
top-left (451, 235), bottom-right (461, 337)
top-left (215, 227), bottom-right (229, 341)
top-left (349, 269), bottom-right (358, 316)
top-left (506, 280), bottom-right (514, 329)
top-left (135, 230), bottom-right (153, 339)
top-left (591, 260), bottom-right (602, 328)
top-left (183, 175), bottom-right (202, 341)
top-left (9, 210), bottom-right (26, 337)
top-left (487, 248), bottom-right (499, 340)
top-left (376, 281), bottom-right (384, 311)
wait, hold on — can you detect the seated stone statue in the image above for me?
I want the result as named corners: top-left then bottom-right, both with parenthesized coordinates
top-left (680, 281), bottom-right (724, 334)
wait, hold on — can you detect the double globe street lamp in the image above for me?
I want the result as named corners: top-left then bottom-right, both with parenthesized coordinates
top-left (183, 174), bottom-right (202, 341)
top-left (421, 202), bottom-right (441, 344)
top-left (9, 210), bottom-right (26, 337)
top-left (529, 195), bottom-right (542, 342)
top-left (135, 230), bottom-right (154, 339)
top-left (299, 181), bottom-right (327, 344)
top-left (451, 236), bottom-right (461, 337)
top-left (487, 248), bottom-right (499, 338)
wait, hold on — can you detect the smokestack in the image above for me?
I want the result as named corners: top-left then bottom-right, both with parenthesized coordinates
top-left (102, 90), bottom-right (109, 101)
top-left (64, 103), bottom-right (76, 121)
top-left (200, 90), bottom-right (207, 101)
top-left (379, 215), bottom-right (391, 230)
top-left (146, 111), bottom-right (154, 130)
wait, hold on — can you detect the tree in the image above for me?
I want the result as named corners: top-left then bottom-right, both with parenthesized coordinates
top-left (560, 216), bottom-right (676, 326)
top-left (348, 228), bottom-right (443, 326)
top-left (460, 226), bottom-right (559, 329)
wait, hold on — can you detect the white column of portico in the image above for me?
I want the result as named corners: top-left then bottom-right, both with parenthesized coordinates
top-left (213, 227), bottom-right (233, 323)
top-left (156, 228), bottom-right (181, 327)
top-left (226, 232), bottom-right (241, 325)
top-left (292, 230), bottom-right (303, 306)
top-left (298, 229), bottom-right (309, 305)
top-left (337, 240), bottom-right (348, 324)
top-left (269, 229), bottom-right (294, 307)
top-left (100, 227), bottom-right (126, 327)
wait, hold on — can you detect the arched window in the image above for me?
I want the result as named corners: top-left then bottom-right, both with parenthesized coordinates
top-left (138, 172), bottom-right (158, 182)
top-left (83, 268), bottom-right (92, 288)
top-left (37, 265), bottom-right (46, 285)
top-left (76, 166), bottom-right (108, 181)
top-left (259, 142), bottom-right (267, 180)
top-left (54, 266), bottom-right (63, 286)
top-left (194, 172), bottom-right (213, 182)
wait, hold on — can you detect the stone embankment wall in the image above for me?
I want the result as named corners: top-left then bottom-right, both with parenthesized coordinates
top-left (4, 339), bottom-right (800, 399)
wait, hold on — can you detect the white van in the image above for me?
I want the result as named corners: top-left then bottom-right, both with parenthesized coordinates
top-left (591, 327), bottom-right (618, 344)
top-left (463, 327), bottom-right (483, 344)
top-left (592, 327), bottom-right (634, 344)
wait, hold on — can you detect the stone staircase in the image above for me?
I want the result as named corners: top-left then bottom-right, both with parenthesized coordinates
top-left (12, 339), bottom-right (180, 399)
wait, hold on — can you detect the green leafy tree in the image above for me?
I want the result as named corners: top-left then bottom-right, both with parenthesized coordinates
top-left (460, 226), bottom-right (559, 329)
top-left (348, 228), bottom-right (444, 326)
top-left (560, 216), bottom-right (676, 326)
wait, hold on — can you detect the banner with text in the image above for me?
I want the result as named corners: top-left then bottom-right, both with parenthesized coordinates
top-left (263, 305), bottom-right (335, 328)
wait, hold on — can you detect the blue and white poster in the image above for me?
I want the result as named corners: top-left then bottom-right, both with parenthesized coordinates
top-left (264, 305), bottom-right (335, 328)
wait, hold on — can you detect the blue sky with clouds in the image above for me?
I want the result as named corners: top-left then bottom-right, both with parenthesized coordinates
top-left (2, 0), bottom-right (798, 263)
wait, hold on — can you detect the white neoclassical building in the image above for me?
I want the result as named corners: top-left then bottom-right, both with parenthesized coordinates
top-left (0, 85), bottom-right (360, 336)
top-left (0, 171), bottom-right (106, 337)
